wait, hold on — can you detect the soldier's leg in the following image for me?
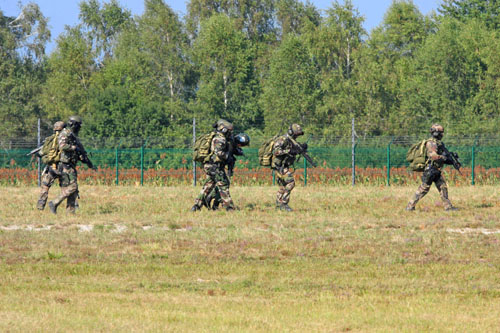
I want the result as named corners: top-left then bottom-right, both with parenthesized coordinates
top-left (50, 166), bottom-right (77, 214)
top-left (276, 168), bottom-right (295, 210)
top-left (201, 187), bottom-right (216, 209)
top-left (214, 169), bottom-right (234, 210)
top-left (435, 175), bottom-right (454, 210)
top-left (65, 184), bottom-right (78, 213)
top-left (193, 164), bottom-right (217, 210)
top-left (37, 172), bottom-right (55, 210)
top-left (210, 188), bottom-right (222, 210)
top-left (407, 169), bottom-right (434, 210)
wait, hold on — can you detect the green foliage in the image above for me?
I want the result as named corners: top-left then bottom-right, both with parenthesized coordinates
top-left (79, 0), bottom-right (132, 61)
top-left (0, 5), bottom-right (49, 137)
top-left (439, 0), bottom-right (500, 29)
top-left (261, 34), bottom-right (319, 134)
top-left (3, 0), bottom-right (500, 140)
top-left (41, 26), bottom-right (94, 121)
top-left (192, 14), bottom-right (261, 131)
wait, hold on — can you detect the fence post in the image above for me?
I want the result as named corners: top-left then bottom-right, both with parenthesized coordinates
top-left (193, 117), bottom-right (196, 186)
top-left (140, 142), bottom-right (144, 186)
top-left (115, 140), bottom-right (122, 186)
top-left (37, 118), bottom-right (41, 187)
top-left (386, 137), bottom-right (394, 186)
top-left (352, 117), bottom-right (356, 186)
top-left (471, 137), bottom-right (478, 186)
top-left (304, 157), bottom-right (307, 186)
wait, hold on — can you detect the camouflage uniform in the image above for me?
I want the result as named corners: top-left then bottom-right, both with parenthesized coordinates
top-left (407, 138), bottom-right (454, 210)
top-left (37, 166), bottom-right (59, 210)
top-left (193, 132), bottom-right (235, 210)
top-left (37, 121), bottom-right (65, 210)
top-left (272, 135), bottom-right (298, 209)
top-left (203, 134), bottom-right (248, 210)
top-left (49, 128), bottom-right (85, 213)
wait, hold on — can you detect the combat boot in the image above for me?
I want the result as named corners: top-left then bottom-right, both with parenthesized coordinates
top-left (225, 206), bottom-right (235, 212)
top-left (279, 204), bottom-right (293, 212)
top-left (190, 205), bottom-right (201, 212)
top-left (48, 201), bottom-right (58, 214)
top-left (36, 199), bottom-right (46, 210)
top-left (405, 203), bottom-right (415, 211)
top-left (211, 200), bottom-right (220, 211)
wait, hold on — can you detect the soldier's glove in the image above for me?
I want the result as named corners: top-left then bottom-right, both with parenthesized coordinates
top-left (234, 147), bottom-right (244, 156)
top-left (300, 143), bottom-right (308, 151)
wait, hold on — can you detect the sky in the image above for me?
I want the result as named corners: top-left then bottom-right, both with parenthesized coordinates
top-left (1, 0), bottom-right (443, 53)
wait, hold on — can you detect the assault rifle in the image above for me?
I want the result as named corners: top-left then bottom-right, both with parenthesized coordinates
top-left (442, 145), bottom-right (462, 175)
top-left (288, 136), bottom-right (317, 167)
top-left (26, 146), bottom-right (42, 157)
top-left (71, 134), bottom-right (96, 170)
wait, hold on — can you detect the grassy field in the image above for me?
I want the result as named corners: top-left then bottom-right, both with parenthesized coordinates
top-left (1, 184), bottom-right (499, 332)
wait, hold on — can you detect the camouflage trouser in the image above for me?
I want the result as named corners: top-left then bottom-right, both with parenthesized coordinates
top-left (407, 166), bottom-right (452, 209)
top-left (275, 167), bottom-right (295, 205)
top-left (194, 163), bottom-right (234, 209)
top-left (37, 168), bottom-right (58, 209)
top-left (52, 164), bottom-right (79, 213)
top-left (204, 186), bottom-right (223, 210)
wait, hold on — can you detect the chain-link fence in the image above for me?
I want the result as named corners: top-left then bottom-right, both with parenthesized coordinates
top-left (1, 135), bottom-right (499, 186)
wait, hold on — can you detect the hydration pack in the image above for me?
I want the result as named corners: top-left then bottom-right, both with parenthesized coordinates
top-left (40, 133), bottom-right (61, 165)
top-left (258, 135), bottom-right (279, 167)
top-left (193, 132), bottom-right (216, 163)
top-left (406, 139), bottom-right (428, 171)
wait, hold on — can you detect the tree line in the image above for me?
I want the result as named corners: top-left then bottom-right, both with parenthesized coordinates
top-left (1, 0), bottom-right (500, 143)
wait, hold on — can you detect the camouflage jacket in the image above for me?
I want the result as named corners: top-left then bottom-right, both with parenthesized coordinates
top-left (425, 138), bottom-right (447, 170)
top-left (208, 132), bottom-right (230, 165)
top-left (272, 135), bottom-right (297, 169)
top-left (58, 128), bottom-right (87, 167)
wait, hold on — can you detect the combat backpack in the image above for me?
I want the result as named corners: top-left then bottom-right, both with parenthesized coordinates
top-left (406, 139), bottom-right (428, 172)
top-left (258, 135), bottom-right (279, 167)
top-left (40, 133), bottom-right (61, 165)
top-left (193, 132), bottom-right (216, 163)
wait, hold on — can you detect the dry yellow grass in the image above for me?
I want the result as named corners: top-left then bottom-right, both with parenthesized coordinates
top-left (0, 185), bottom-right (499, 331)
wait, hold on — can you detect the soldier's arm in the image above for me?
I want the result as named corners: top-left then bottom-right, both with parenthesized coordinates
top-left (58, 132), bottom-right (76, 152)
top-left (212, 136), bottom-right (228, 162)
top-left (75, 137), bottom-right (88, 155)
top-left (426, 141), bottom-right (446, 161)
top-left (273, 138), bottom-right (290, 157)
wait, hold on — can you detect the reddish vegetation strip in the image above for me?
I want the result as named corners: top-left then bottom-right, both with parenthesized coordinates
top-left (1, 166), bottom-right (499, 186)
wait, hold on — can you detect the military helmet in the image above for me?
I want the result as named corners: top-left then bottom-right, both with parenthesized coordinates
top-left (430, 123), bottom-right (444, 134)
top-left (288, 123), bottom-right (304, 137)
top-left (53, 121), bottom-right (65, 131)
top-left (234, 133), bottom-right (250, 147)
top-left (430, 123), bottom-right (444, 140)
top-left (216, 119), bottom-right (234, 134)
top-left (68, 115), bottom-right (82, 124)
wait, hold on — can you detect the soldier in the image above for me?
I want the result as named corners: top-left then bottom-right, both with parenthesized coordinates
top-left (49, 116), bottom-right (95, 214)
top-left (204, 133), bottom-right (250, 210)
top-left (406, 124), bottom-right (458, 211)
top-left (36, 121), bottom-right (65, 210)
top-left (191, 119), bottom-right (236, 211)
top-left (272, 123), bottom-right (305, 212)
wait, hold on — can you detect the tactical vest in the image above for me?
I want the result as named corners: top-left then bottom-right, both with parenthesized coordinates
top-left (272, 135), bottom-right (296, 169)
top-left (59, 128), bottom-right (80, 166)
top-left (426, 138), bottom-right (446, 169)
